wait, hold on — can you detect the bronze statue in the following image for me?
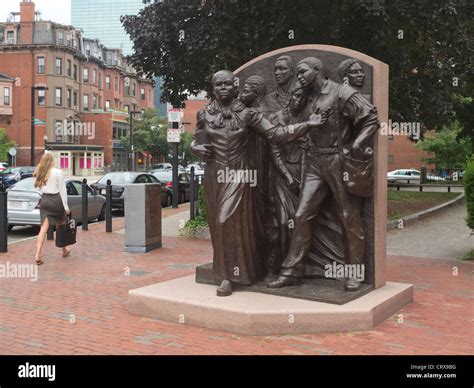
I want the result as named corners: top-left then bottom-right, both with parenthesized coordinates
top-left (263, 55), bottom-right (295, 113)
top-left (338, 58), bottom-right (372, 102)
top-left (191, 70), bottom-right (322, 297)
top-left (267, 57), bottom-right (379, 291)
top-left (267, 82), bottom-right (310, 270)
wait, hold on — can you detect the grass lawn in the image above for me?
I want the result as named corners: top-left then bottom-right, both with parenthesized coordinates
top-left (387, 190), bottom-right (460, 220)
top-left (461, 249), bottom-right (474, 261)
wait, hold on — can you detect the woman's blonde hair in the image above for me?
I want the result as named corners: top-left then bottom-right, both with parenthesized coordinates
top-left (33, 152), bottom-right (54, 188)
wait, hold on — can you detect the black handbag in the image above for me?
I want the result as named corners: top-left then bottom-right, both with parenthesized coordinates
top-left (55, 213), bottom-right (77, 247)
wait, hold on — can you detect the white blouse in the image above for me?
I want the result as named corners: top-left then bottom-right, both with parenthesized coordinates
top-left (39, 168), bottom-right (70, 211)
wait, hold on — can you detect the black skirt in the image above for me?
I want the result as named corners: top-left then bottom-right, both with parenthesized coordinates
top-left (40, 193), bottom-right (65, 226)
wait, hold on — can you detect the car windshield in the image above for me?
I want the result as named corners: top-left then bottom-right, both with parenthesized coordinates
top-left (9, 177), bottom-right (36, 191)
top-left (1, 167), bottom-right (21, 175)
top-left (97, 173), bottom-right (136, 185)
top-left (153, 172), bottom-right (172, 182)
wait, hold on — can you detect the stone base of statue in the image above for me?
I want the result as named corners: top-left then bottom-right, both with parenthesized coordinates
top-left (196, 263), bottom-right (373, 304)
top-left (128, 275), bottom-right (413, 335)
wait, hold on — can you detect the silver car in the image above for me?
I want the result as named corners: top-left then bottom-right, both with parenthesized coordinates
top-left (7, 177), bottom-right (106, 229)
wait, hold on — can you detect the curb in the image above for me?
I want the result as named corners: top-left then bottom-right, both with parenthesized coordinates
top-left (387, 193), bottom-right (465, 230)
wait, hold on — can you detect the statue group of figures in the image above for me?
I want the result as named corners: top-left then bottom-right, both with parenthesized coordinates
top-left (191, 54), bottom-right (380, 297)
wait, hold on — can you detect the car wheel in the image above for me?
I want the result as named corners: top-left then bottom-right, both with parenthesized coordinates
top-left (166, 193), bottom-right (172, 207)
top-left (98, 205), bottom-right (106, 221)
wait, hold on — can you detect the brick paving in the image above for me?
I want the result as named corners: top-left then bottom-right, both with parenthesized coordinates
top-left (0, 203), bottom-right (472, 355)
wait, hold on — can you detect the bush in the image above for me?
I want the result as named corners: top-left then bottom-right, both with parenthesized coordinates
top-left (465, 156), bottom-right (474, 229)
top-left (198, 184), bottom-right (207, 221)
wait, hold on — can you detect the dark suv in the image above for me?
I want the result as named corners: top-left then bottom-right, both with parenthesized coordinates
top-left (1, 166), bottom-right (35, 188)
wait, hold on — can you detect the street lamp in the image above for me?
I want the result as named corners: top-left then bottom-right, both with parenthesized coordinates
top-left (31, 85), bottom-right (49, 166)
top-left (129, 105), bottom-right (141, 172)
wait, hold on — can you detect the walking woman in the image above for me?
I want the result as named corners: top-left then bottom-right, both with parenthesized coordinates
top-left (33, 153), bottom-right (71, 265)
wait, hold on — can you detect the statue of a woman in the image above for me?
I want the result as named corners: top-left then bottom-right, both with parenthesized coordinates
top-left (191, 70), bottom-right (322, 296)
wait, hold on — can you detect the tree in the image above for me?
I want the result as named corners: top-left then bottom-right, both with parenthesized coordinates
top-left (179, 130), bottom-right (198, 165)
top-left (0, 128), bottom-right (14, 162)
top-left (122, 0), bottom-right (473, 133)
top-left (416, 121), bottom-right (472, 172)
top-left (121, 108), bottom-right (170, 162)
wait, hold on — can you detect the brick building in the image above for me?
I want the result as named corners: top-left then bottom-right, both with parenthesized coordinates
top-left (0, 1), bottom-right (154, 175)
top-left (387, 135), bottom-right (435, 172)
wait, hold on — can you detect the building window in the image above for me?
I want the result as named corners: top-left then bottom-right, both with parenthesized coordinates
top-left (83, 68), bottom-right (89, 83)
top-left (7, 31), bottom-right (14, 44)
top-left (55, 120), bottom-right (63, 142)
top-left (73, 64), bottom-right (77, 81)
top-left (125, 105), bottom-right (129, 113)
top-left (37, 89), bottom-right (45, 106)
top-left (125, 84), bottom-right (130, 96)
top-left (86, 44), bottom-right (90, 56)
top-left (37, 57), bottom-right (45, 74)
top-left (67, 60), bottom-right (72, 77)
top-left (98, 72), bottom-right (102, 88)
top-left (3, 87), bottom-right (10, 106)
top-left (93, 69), bottom-right (97, 84)
top-left (388, 155), bottom-right (394, 164)
top-left (55, 58), bottom-right (62, 75)
top-left (67, 89), bottom-right (72, 108)
top-left (132, 83), bottom-right (136, 97)
top-left (105, 100), bottom-right (110, 110)
top-left (73, 91), bottom-right (78, 108)
top-left (58, 31), bottom-right (64, 45)
top-left (83, 94), bottom-right (89, 111)
top-left (115, 77), bottom-right (118, 91)
top-left (106, 76), bottom-right (111, 89)
top-left (55, 88), bottom-right (62, 106)
top-left (141, 88), bottom-right (145, 100)
top-left (93, 94), bottom-right (97, 109)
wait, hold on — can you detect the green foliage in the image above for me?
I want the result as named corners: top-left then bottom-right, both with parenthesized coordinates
top-left (123, 0), bottom-right (473, 132)
top-left (198, 184), bottom-right (207, 221)
top-left (120, 108), bottom-right (170, 162)
top-left (464, 156), bottom-right (474, 229)
top-left (184, 214), bottom-right (208, 229)
top-left (179, 131), bottom-right (198, 164)
top-left (0, 128), bottom-right (14, 162)
top-left (416, 121), bottom-right (472, 171)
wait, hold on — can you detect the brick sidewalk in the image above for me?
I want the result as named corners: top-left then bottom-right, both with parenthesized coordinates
top-left (0, 206), bottom-right (472, 355)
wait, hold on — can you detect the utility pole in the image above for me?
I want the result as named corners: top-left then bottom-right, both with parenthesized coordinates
top-left (129, 106), bottom-right (141, 171)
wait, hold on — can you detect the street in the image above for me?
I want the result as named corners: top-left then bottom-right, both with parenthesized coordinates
top-left (7, 211), bottom-right (125, 244)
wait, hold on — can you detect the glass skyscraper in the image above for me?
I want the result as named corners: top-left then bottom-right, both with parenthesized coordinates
top-left (71, 0), bottom-right (166, 115)
top-left (71, 0), bottom-right (144, 55)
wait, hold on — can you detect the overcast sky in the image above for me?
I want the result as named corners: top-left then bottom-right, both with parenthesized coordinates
top-left (0, 0), bottom-right (71, 25)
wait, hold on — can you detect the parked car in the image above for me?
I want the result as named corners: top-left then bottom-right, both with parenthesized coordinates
top-left (149, 163), bottom-right (172, 172)
top-left (91, 172), bottom-right (172, 210)
top-left (426, 174), bottom-right (446, 182)
top-left (152, 171), bottom-right (194, 203)
top-left (6, 177), bottom-right (106, 229)
top-left (1, 166), bottom-right (35, 188)
top-left (387, 169), bottom-right (421, 183)
top-left (0, 162), bottom-right (9, 172)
